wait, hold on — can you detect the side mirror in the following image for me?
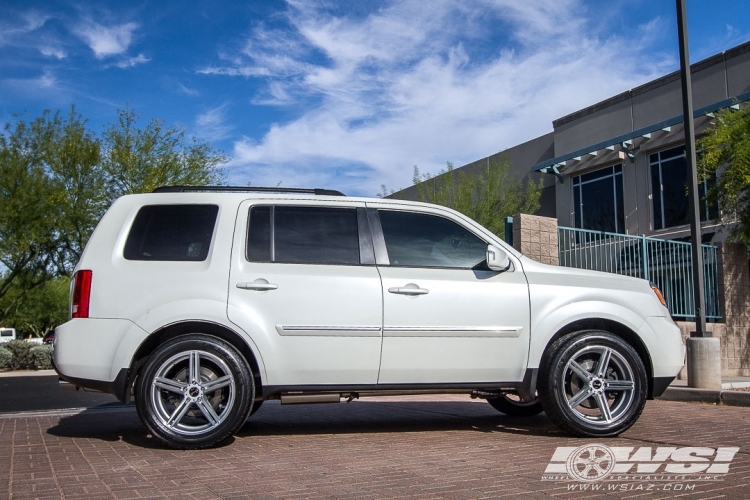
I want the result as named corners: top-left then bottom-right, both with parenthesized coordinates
top-left (486, 244), bottom-right (511, 271)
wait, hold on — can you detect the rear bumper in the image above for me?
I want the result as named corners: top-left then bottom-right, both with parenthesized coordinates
top-left (53, 318), bottom-right (146, 403)
top-left (55, 368), bottom-right (132, 403)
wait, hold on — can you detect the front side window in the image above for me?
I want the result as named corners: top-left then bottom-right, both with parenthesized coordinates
top-left (378, 210), bottom-right (487, 269)
top-left (124, 205), bottom-right (219, 261)
top-left (572, 164), bottom-right (624, 233)
top-left (650, 145), bottom-right (718, 230)
top-left (247, 206), bottom-right (360, 265)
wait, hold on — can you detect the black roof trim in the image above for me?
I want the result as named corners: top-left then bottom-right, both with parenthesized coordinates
top-left (152, 185), bottom-right (346, 196)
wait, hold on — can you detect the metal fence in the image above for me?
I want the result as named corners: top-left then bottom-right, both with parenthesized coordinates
top-left (558, 227), bottom-right (721, 319)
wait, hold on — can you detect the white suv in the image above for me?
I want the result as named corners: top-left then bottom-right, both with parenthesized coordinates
top-left (54, 186), bottom-right (685, 449)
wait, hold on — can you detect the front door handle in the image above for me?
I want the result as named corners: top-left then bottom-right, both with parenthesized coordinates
top-left (237, 279), bottom-right (278, 291)
top-left (388, 283), bottom-right (429, 296)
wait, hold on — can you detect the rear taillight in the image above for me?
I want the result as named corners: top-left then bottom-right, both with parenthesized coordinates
top-left (71, 270), bottom-right (92, 318)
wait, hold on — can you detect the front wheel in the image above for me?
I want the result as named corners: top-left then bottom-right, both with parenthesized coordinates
top-left (538, 331), bottom-right (647, 437)
top-left (135, 334), bottom-right (254, 449)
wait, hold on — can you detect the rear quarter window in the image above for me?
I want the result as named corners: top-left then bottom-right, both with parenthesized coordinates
top-left (124, 205), bottom-right (219, 261)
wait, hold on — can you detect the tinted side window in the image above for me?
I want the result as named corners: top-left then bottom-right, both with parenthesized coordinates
top-left (247, 206), bottom-right (271, 262)
top-left (378, 210), bottom-right (486, 268)
top-left (124, 205), bottom-right (219, 261)
top-left (246, 206), bottom-right (360, 265)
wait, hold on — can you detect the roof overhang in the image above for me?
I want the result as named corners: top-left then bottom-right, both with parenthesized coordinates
top-left (533, 91), bottom-right (750, 181)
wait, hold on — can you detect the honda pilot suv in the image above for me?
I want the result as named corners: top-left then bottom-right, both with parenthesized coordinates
top-left (54, 186), bottom-right (685, 449)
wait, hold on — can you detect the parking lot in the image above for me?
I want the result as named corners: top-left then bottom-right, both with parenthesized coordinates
top-left (2, 395), bottom-right (749, 499)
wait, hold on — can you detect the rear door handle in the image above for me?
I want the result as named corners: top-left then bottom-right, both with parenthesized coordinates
top-left (237, 280), bottom-right (278, 291)
top-left (388, 284), bottom-right (429, 296)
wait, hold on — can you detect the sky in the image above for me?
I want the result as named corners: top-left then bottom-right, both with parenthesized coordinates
top-left (1, 1), bottom-right (749, 197)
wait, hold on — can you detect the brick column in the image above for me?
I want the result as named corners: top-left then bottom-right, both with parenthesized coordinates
top-left (511, 213), bottom-right (558, 265)
top-left (716, 242), bottom-right (750, 377)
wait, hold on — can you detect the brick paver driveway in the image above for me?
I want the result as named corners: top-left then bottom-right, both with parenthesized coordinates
top-left (1, 396), bottom-right (749, 499)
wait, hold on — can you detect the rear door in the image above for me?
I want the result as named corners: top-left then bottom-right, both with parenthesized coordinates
top-left (369, 205), bottom-right (531, 384)
top-left (227, 200), bottom-right (383, 386)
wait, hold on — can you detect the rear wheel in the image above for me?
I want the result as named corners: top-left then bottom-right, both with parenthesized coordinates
top-left (487, 393), bottom-right (543, 417)
top-left (136, 334), bottom-right (254, 449)
top-left (538, 331), bottom-right (647, 437)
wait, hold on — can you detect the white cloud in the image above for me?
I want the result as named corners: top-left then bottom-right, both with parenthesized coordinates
top-left (214, 0), bottom-right (675, 196)
top-left (195, 104), bottom-right (234, 142)
top-left (113, 53), bottom-right (150, 68)
top-left (251, 81), bottom-right (293, 106)
top-left (76, 21), bottom-right (138, 58)
top-left (2, 71), bottom-right (60, 96)
top-left (0, 10), bottom-right (49, 46)
top-left (178, 82), bottom-right (199, 97)
top-left (39, 45), bottom-right (66, 59)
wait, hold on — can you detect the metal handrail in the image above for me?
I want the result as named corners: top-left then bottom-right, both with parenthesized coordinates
top-left (558, 226), bottom-right (720, 319)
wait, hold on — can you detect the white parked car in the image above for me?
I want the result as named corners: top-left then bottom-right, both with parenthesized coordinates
top-left (0, 328), bottom-right (16, 343)
top-left (54, 187), bottom-right (685, 449)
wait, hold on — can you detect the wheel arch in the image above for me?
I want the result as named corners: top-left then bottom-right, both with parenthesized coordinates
top-left (128, 320), bottom-right (264, 400)
top-left (538, 318), bottom-right (656, 399)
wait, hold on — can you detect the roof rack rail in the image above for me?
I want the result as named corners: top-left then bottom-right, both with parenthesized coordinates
top-left (152, 185), bottom-right (346, 196)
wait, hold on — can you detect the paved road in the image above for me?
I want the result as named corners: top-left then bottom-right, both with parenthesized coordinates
top-left (0, 373), bottom-right (122, 414)
top-left (1, 395), bottom-right (749, 499)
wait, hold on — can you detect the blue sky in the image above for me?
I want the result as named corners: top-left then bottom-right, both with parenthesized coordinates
top-left (1, 1), bottom-right (749, 197)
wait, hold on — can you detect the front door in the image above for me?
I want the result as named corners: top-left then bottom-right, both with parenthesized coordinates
top-left (370, 206), bottom-right (531, 384)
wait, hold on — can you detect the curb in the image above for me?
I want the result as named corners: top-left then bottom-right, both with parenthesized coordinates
top-left (657, 387), bottom-right (750, 407)
top-left (0, 369), bottom-right (57, 378)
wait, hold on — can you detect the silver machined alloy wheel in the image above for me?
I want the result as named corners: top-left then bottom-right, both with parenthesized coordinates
top-left (150, 350), bottom-right (236, 436)
top-left (561, 345), bottom-right (635, 426)
top-left (539, 331), bottom-right (647, 437)
top-left (136, 334), bottom-right (254, 449)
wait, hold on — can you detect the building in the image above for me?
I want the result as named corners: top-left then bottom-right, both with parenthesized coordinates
top-left (395, 40), bottom-right (750, 376)
top-left (397, 40), bottom-right (750, 243)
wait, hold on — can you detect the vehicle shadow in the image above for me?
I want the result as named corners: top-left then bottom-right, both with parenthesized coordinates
top-left (45, 403), bottom-right (164, 448)
top-left (46, 399), bottom-right (562, 449)
top-left (237, 400), bottom-right (562, 438)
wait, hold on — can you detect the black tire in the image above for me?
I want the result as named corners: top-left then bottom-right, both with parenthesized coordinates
top-left (538, 331), bottom-right (647, 437)
top-left (487, 394), bottom-right (544, 417)
top-left (135, 334), bottom-right (254, 449)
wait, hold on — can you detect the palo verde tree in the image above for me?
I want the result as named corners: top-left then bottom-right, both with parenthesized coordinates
top-left (411, 156), bottom-right (542, 238)
top-left (700, 105), bottom-right (750, 244)
top-left (0, 106), bottom-right (228, 330)
top-left (101, 107), bottom-right (228, 196)
top-left (0, 108), bottom-right (100, 320)
top-left (1, 277), bottom-right (69, 337)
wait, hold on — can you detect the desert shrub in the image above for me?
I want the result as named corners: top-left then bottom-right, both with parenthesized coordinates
top-left (3, 340), bottom-right (32, 370)
top-left (29, 345), bottom-right (53, 369)
top-left (0, 347), bottom-right (12, 369)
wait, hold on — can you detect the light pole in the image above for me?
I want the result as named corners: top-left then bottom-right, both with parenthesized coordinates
top-left (675, 0), bottom-right (721, 389)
